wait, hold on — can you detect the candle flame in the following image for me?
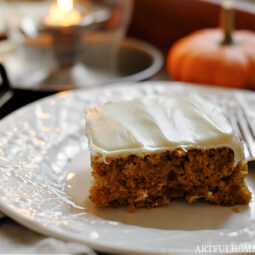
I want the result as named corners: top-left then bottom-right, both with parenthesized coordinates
top-left (45, 0), bottom-right (82, 27)
top-left (57, 0), bottom-right (73, 12)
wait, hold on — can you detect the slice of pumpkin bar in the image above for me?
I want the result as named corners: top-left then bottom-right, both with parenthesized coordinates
top-left (86, 94), bottom-right (251, 211)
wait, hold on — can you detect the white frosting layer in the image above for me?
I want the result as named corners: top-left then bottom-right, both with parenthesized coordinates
top-left (85, 94), bottom-right (245, 166)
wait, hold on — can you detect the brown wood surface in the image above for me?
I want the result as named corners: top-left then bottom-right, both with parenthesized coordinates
top-left (127, 0), bottom-right (255, 54)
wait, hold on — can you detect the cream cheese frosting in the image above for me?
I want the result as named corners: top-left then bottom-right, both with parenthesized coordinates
top-left (85, 94), bottom-right (245, 166)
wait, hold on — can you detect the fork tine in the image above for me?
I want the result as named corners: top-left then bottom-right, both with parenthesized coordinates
top-left (221, 99), bottom-right (251, 161)
top-left (235, 103), bottom-right (255, 161)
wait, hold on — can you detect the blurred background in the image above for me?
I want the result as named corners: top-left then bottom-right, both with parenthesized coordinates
top-left (1, 0), bottom-right (255, 117)
top-left (0, 0), bottom-right (134, 90)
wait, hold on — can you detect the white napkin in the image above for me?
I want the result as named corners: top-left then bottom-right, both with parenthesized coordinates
top-left (0, 212), bottom-right (96, 254)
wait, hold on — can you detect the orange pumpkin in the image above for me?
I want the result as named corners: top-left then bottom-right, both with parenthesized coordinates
top-left (167, 0), bottom-right (255, 90)
top-left (167, 28), bottom-right (255, 89)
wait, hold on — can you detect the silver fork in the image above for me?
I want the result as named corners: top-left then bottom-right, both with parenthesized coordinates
top-left (223, 95), bottom-right (255, 162)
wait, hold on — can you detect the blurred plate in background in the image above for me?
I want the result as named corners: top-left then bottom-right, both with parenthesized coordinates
top-left (1, 38), bottom-right (163, 92)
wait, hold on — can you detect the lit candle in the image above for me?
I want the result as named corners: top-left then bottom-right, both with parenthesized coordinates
top-left (44, 0), bottom-right (82, 27)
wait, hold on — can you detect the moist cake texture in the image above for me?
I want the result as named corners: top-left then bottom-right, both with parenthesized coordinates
top-left (86, 94), bottom-right (251, 211)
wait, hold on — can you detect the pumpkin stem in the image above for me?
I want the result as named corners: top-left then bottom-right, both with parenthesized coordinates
top-left (221, 0), bottom-right (235, 45)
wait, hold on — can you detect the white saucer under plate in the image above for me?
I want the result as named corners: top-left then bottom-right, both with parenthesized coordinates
top-left (1, 81), bottom-right (255, 254)
top-left (2, 38), bottom-right (163, 92)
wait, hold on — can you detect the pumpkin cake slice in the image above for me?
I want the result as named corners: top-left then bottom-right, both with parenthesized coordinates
top-left (86, 94), bottom-right (251, 211)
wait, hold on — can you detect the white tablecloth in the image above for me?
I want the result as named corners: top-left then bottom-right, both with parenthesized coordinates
top-left (0, 212), bottom-right (96, 254)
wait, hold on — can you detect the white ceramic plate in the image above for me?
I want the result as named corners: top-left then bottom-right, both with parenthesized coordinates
top-left (1, 82), bottom-right (255, 254)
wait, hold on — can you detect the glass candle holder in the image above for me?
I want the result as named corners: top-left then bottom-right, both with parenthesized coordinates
top-left (2, 0), bottom-right (133, 89)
